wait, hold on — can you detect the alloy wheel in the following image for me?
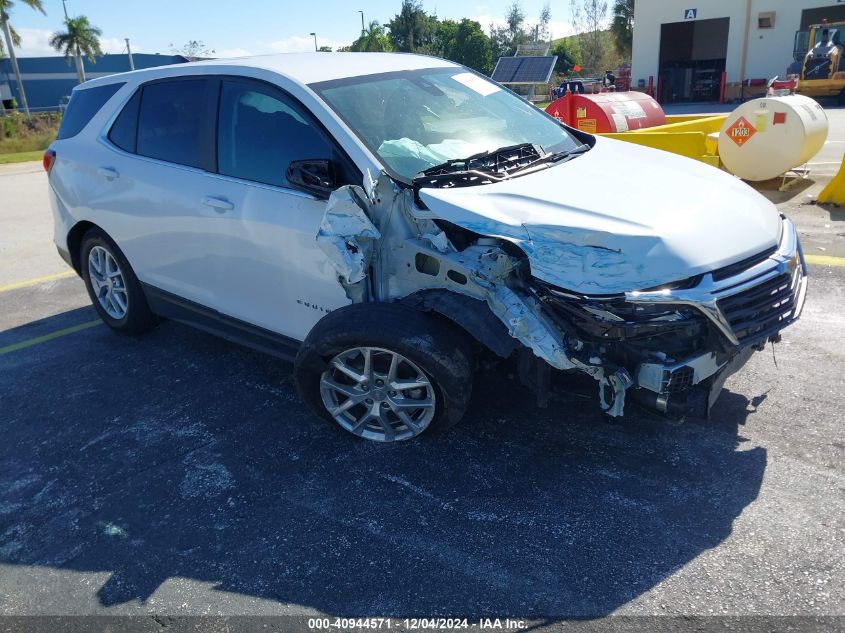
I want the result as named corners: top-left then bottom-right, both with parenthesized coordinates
top-left (88, 245), bottom-right (129, 319)
top-left (319, 347), bottom-right (436, 442)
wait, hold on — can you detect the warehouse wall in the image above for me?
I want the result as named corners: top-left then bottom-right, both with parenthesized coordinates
top-left (0, 54), bottom-right (188, 111)
top-left (632, 0), bottom-right (845, 90)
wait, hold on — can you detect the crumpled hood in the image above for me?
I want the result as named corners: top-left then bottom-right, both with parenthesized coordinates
top-left (418, 136), bottom-right (782, 294)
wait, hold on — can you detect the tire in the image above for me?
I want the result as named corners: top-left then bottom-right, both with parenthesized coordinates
top-left (80, 228), bottom-right (157, 334)
top-left (294, 302), bottom-right (474, 442)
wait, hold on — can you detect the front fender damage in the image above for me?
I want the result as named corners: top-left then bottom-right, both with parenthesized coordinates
top-left (317, 174), bottom-right (635, 417)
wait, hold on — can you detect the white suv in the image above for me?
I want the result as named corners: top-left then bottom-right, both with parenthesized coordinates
top-left (47, 53), bottom-right (807, 441)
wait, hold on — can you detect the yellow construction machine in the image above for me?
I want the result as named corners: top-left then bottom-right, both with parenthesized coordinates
top-left (792, 21), bottom-right (845, 100)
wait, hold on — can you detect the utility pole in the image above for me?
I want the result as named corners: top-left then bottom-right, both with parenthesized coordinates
top-left (125, 38), bottom-right (135, 70)
top-left (62, 0), bottom-right (69, 19)
top-left (309, 32), bottom-right (317, 52)
top-left (0, 11), bottom-right (29, 115)
top-left (358, 10), bottom-right (365, 35)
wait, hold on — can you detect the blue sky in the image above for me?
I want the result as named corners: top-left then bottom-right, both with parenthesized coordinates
top-left (9, 0), bottom-right (575, 58)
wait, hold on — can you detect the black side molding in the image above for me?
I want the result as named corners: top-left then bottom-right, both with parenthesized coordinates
top-left (142, 284), bottom-right (301, 362)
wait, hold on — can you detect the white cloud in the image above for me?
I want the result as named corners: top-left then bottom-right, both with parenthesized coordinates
top-left (99, 37), bottom-right (134, 55)
top-left (266, 35), bottom-right (344, 53)
top-left (216, 47), bottom-right (254, 58)
top-left (13, 27), bottom-right (55, 56)
top-left (12, 27), bottom-right (140, 57)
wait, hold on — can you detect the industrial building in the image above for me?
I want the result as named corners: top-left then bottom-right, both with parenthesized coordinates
top-left (0, 53), bottom-right (189, 111)
top-left (631, 0), bottom-right (845, 102)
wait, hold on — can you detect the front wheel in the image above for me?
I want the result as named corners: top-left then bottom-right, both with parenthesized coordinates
top-left (294, 303), bottom-right (474, 442)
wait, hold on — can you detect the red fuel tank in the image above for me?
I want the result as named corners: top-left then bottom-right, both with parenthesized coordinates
top-left (545, 91), bottom-right (666, 133)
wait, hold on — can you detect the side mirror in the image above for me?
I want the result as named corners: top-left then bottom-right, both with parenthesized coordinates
top-left (287, 159), bottom-right (336, 196)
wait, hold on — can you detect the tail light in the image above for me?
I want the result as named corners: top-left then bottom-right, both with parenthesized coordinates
top-left (43, 149), bottom-right (56, 173)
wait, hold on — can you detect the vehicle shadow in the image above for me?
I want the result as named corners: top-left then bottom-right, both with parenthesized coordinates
top-left (0, 308), bottom-right (767, 617)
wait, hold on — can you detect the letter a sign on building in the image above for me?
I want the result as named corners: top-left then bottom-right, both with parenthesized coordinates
top-left (684, 8), bottom-right (697, 19)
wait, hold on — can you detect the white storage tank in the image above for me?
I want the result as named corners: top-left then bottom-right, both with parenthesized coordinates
top-left (717, 95), bottom-right (828, 182)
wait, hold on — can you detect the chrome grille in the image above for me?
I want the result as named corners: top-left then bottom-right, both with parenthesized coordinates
top-left (718, 265), bottom-right (803, 345)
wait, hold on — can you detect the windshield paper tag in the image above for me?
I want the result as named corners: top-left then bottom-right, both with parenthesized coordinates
top-left (452, 72), bottom-right (501, 96)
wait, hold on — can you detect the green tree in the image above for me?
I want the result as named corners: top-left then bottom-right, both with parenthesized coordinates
top-left (388, 0), bottom-right (436, 53)
top-left (49, 15), bottom-right (103, 84)
top-left (610, 0), bottom-right (634, 59)
top-left (569, 0), bottom-right (608, 75)
top-left (489, 1), bottom-right (530, 58)
top-left (433, 19), bottom-right (458, 58)
top-left (350, 20), bottom-right (393, 52)
top-left (537, 3), bottom-right (552, 43)
top-left (439, 19), bottom-right (493, 74)
top-left (318, 45), bottom-right (333, 52)
top-left (551, 37), bottom-right (581, 75)
top-left (0, 0), bottom-right (46, 115)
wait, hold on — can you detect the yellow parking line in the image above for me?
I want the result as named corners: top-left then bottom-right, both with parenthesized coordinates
top-left (0, 269), bottom-right (76, 293)
top-left (0, 320), bottom-right (101, 356)
top-left (805, 254), bottom-right (845, 267)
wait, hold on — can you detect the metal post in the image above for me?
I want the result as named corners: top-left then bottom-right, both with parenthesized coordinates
top-left (310, 32), bottom-right (317, 52)
top-left (358, 10), bottom-right (364, 35)
top-left (0, 13), bottom-right (29, 115)
top-left (126, 38), bottom-right (135, 70)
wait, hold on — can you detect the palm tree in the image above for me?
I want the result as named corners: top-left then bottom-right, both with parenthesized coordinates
top-left (0, 0), bottom-right (46, 115)
top-left (49, 15), bottom-right (103, 84)
top-left (352, 21), bottom-right (393, 52)
top-left (610, 0), bottom-right (635, 59)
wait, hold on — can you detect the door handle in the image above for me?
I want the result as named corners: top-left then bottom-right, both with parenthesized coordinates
top-left (202, 196), bottom-right (234, 212)
top-left (97, 167), bottom-right (119, 180)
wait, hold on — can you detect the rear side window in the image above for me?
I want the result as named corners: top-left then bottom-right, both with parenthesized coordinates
top-left (56, 83), bottom-right (124, 140)
top-left (108, 90), bottom-right (141, 153)
top-left (136, 79), bottom-right (207, 168)
top-left (217, 79), bottom-right (331, 187)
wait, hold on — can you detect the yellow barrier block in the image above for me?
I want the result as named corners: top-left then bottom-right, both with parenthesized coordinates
top-left (663, 114), bottom-right (728, 126)
top-left (599, 114), bottom-right (726, 167)
top-left (817, 153), bottom-right (845, 205)
top-left (601, 131), bottom-right (720, 167)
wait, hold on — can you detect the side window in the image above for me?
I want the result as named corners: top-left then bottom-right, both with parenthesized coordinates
top-left (217, 80), bottom-right (332, 187)
top-left (108, 90), bottom-right (140, 153)
top-left (136, 79), bottom-right (207, 168)
top-left (56, 82), bottom-right (124, 140)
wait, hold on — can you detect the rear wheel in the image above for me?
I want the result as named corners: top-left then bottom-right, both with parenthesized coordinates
top-left (80, 228), bottom-right (156, 334)
top-left (294, 303), bottom-right (473, 442)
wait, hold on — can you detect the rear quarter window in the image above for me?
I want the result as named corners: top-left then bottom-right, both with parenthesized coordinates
top-left (56, 83), bottom-right (125, 140)
top-left (108, 90), bottom-right (141, 153)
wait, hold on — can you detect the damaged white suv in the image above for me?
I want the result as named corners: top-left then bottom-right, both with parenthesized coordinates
top-left (47, 53), bottom-right (807, 441)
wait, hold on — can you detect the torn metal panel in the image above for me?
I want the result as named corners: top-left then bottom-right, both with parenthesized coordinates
top-left (317, 172), bottom-right (636, 416)
top-left (317, 185), bottom-right (380, 287)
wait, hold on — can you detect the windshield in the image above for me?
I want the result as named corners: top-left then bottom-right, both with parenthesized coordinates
top-left (311, 67), bottom-right (581, 182)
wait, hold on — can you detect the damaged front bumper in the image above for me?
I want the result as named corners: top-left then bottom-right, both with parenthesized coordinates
top-left (539, 216), bottom-right (808, 418)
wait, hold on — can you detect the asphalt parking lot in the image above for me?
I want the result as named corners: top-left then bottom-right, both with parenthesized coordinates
top-left (1, 113), bottom-right (844, 623)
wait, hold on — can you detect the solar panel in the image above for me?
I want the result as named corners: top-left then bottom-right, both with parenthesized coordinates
top-left (491, 56), bottom-right (557, 84)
